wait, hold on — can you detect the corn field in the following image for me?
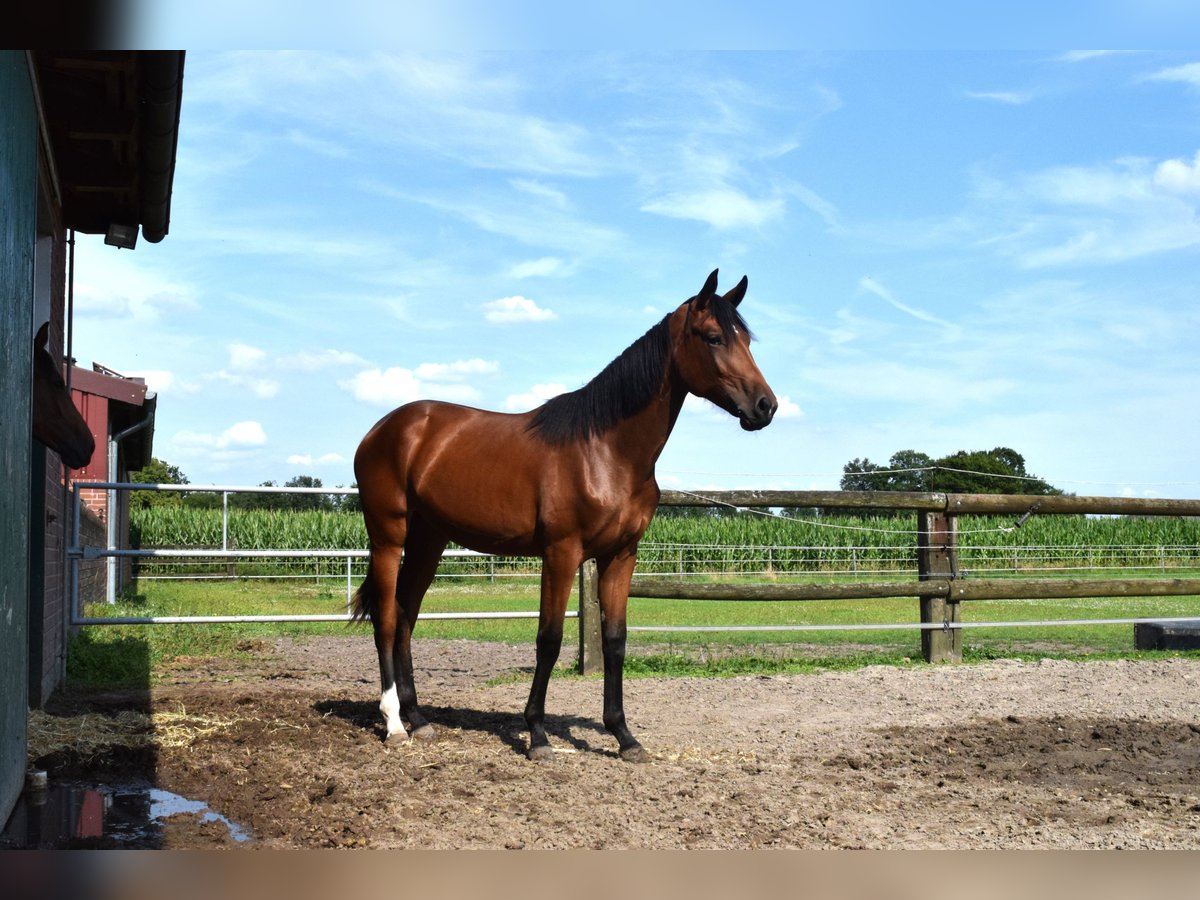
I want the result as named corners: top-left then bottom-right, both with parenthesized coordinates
top-left (128, 506), bottom-right (1200, 583)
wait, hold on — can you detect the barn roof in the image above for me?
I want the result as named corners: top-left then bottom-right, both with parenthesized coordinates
top-left (32, 51), bottom-right (185, 244)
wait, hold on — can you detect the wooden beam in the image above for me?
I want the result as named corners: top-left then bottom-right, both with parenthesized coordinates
top-left (576, 560), bottom-right (602, 675)
top-left (658, 489), bottom-right (946, 510)
top-left (630, 580), bottom-right (947, 601)
top-left (654, 490), bottom-right (1200, 519)
top-left (627, 577), bottom-right (1200, 603)
top-left (918, 511), bottom-right (961, 663)
top-left (948, 577), bottom-right (1200, 601)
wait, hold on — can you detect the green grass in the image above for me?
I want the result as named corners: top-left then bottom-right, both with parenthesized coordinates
top-left (130, 506), bottom-right (1200, 578)
top-left (68, 577), bottom-right (1200, 688)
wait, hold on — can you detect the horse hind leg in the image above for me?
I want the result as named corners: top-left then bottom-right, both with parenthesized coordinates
top-left (357, 543), bottom-right (408, 742)
top-left (390, 521), bottom-right (448, 741)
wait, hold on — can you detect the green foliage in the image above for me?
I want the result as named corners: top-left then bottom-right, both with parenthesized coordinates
top-left (229, 476), bottom-right (341, 512)
top-left (129, 503), bottom-right (1200, 583)
top-left (66, 630), bottom-right (152, 687)
top-left (841, 447), bottom-right (1061, 496)
top-left (66, 578), bottom-right (1200, 692)
top-left (129, 457), bottom-right (189, 509)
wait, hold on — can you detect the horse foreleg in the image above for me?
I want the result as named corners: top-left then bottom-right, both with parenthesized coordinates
top-left (524, 546), bottom-right (581, 761)
top-left (597, 550), bottom-right (647, 762)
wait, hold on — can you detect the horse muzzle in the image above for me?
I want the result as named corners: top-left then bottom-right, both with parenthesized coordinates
top-left (738, 392), bottom-right (777, 431)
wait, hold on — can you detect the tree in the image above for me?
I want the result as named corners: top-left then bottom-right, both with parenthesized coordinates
top-left (840, 450), bottom-right (933, 493)
top-left (840, 446), bottom-right (1061, 497)
top-left (129, 458), bottom-right (189, 509)
top-left (339, 483), bottom-right (362, 514)
top-left (928, 447), bottom-right (1059, 495)
top-left (231, 475), bottom-right (335, 511)
top-left (283, 474), bottom-right (334, 511)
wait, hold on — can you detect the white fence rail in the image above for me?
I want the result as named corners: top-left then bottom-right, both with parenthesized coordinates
top-left (68, 482), bottom-right (560, 627)
top-left (69, 483), bottom-right (1200, 652)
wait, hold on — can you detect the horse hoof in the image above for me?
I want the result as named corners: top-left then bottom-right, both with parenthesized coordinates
top-left (384, 730), bottom-right (409, 745)
top-left (620, 744), bottom-right (649, 763)
top-left (527, 744), bottom-right (555, 762)
top-left (410, 724), bottom-right (436, 742)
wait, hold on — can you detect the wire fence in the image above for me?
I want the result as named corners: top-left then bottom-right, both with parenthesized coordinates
top-left (71, 482), bottom-right (1200, 643)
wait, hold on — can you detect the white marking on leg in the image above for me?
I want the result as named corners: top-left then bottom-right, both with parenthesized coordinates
top-left (380, 685), bottom-right (407, 741)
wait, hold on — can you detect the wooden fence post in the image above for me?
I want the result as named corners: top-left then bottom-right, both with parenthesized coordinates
top-left (917, 511), bottom-right (962, 663)
top-left (577, 559), bottom-right (602, 675)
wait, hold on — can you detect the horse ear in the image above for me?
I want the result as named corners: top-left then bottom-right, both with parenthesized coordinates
top-left (34, 321), bottom-right (50, 349)
top-left (693, 269), bottom-right (720, 311)
top-left (724, 275), bottom-right (748, 308)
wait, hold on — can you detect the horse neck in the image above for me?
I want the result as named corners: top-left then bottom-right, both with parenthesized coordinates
top-left (596, 348), bottom-right (689, 477)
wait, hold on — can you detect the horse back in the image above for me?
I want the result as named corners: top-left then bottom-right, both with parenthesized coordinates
top-left (354, 399), bottom-right (660, 558)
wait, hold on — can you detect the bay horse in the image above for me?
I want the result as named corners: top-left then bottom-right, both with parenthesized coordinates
top-left (352, 270), bottom-right (777, 761)
top-left (32, 322), bottom-right (94, 469)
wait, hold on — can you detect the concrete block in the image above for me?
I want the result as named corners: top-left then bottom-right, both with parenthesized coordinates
top-left (1134, 620), bottom-right (1200, 651)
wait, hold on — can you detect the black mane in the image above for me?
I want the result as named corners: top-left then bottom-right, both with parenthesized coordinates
top-left (528, 316), bottom-right (672, 445)
top-left (527, 295), bottom-right (751, 445)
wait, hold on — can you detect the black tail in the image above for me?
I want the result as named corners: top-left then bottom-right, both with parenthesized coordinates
top-left (350, 563), bottom-right (377, 624)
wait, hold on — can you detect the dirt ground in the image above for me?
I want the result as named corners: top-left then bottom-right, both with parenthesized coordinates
top-left (29, 635), bottom-right (1200, 849)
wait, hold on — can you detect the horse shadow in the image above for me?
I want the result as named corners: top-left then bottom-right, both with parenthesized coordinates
top-left (313, 698), bottom-right (616, 759)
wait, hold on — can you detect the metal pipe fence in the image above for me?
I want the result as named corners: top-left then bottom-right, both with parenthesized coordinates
top-left (69, 482), bottom-right (1200, 660)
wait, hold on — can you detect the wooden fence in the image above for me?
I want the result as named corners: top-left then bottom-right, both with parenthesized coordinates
top-left (575, 490), bottom-right (1200, 673)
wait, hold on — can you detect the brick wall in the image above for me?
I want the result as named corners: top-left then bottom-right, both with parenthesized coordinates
top-left (77, 502), bottom-right (107, 609)
top-left (31, 451), bottom-right (68, 707)
top-left (75, 486), bottom-right (108, 521)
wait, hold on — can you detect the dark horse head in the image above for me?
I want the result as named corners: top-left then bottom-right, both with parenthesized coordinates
top-left (529, 269), bottom-right (778, 444)
top-left (32, 322), bottom-right (94, 469)
top-left (671, 269), bottom-right (777, 431)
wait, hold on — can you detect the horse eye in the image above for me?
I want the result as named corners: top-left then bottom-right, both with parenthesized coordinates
top-left (705, 334), bottom-right (723, 347)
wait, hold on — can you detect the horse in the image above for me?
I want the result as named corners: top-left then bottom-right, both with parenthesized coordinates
top-left (32, 322), bottom-right (94, 469)
top-left (352, 270), bottom-right (777, 762)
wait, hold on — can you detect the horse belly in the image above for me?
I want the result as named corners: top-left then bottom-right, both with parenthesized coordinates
top-left (410, 426), bottom-right (543, 555)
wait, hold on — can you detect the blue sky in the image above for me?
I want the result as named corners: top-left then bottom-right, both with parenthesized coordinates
top-left (71, 51), bottom-right (1200, 499)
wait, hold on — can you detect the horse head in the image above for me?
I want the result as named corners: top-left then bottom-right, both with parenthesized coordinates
top-left (671, 269), bottom-right (777, 431)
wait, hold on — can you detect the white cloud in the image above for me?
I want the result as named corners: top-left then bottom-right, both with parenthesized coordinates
top-left (228, 343), bottom-right (267, 370)
top-left (127, 370), bottom-right (177, 394)
top-left (287, 452), bottom-right (346, 466)
top-left (504, 383), bottom-right (567, 411)
top-left (385, 183), bottom-right (625, 259)
top-left (510, 179), bottom-right (570, 209)
top-left (859, 277), bottom-right (958, 332)
top-left (341, 358), bottom-right (497, 407)
top-left (970, 154), bottom-right (1200, 267)
top-left (213, 371), bottom-right (281, 400)
top-left (1143, 62), bottom-right (1200, 90)
top-left (72, 238), bottom-right (198, 324)
top-left (483, 296), bottom-right (557, 323)
top-left (1056, 51), bottom-right (1120, 63)
top-left (1154, 150), bottom-right (1200, 194)
top-left (175, 420), bottom-right (268, 450)
top-left (805, 361), bottom-right (1017, 408)
top-left (641, 187), bottom-right (785, 230)
top-left (195, 53), bottom-right (604, 178)
top-left (286, 128), bottom-right (350, 158)
top-left (775, 396), bottom-right (802, 418)
top-left (965, 90), bottom-right (1034, 105)
top-left (509, 256), bottom-right (566, 279)
top-left (279, 349), bottom-right (370, 372)
top-left (413, 359), bottom-right (499, 380)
